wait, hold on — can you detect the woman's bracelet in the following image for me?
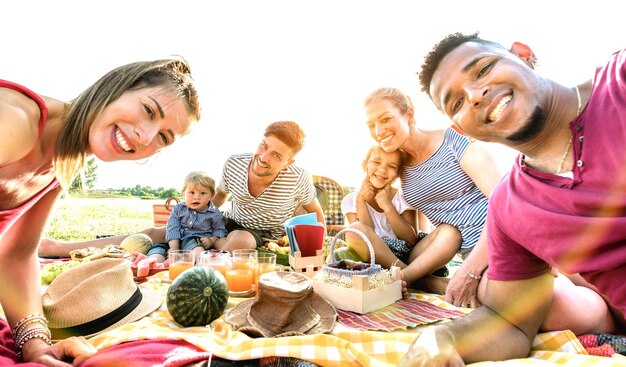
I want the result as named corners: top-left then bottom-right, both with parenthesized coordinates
top-left (15, 326), bottom-right (52, 360)
top-left (13, 314), bottom-right (48, 337)
top-left (462, 266), bottom-right (482, 281)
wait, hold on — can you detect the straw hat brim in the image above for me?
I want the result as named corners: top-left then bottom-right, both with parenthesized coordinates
top-left (48, 284), bottom-right (162, 340)
top-left (225, 291), bottom-right (337, 338)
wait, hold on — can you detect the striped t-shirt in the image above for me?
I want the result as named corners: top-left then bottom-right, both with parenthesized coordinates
top-left (217, 153), bottom-right (316, 239)
top-left (401, 128), bottom-right (488, 250)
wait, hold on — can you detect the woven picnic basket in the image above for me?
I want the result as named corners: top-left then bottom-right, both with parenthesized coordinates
top-left (324, 227), bottom-right (381, 277)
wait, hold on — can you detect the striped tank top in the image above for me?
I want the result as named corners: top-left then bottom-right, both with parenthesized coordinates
top-left (401, 128), bottom-right (488, 250)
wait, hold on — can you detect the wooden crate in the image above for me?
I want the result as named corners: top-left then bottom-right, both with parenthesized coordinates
top-left (289, 250), bottom-right (324, 278)
top-left (312, 266), bottom-right (402, 314)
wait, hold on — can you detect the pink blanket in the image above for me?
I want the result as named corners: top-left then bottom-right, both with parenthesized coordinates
top-left (2, 318), bottom-right (210, 367)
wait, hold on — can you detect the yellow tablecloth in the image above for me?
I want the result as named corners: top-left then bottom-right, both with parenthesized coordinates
top-left (86, 272), bottom-right (626, 367)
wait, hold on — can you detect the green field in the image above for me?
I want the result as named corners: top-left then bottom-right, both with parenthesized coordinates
top-left (44, 197), bottom-right (162, 241)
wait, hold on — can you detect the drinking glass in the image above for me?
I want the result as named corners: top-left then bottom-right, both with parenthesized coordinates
top-left (226, 249), bottom-right (258, 296)
top-left (169, 250), bottom-right (195, 281)
top-left (255, 253), bottom-right (277, 294)
top-left (198, 249), bottom-right (230, 279)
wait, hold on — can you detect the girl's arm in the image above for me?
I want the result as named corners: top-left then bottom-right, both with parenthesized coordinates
top-left (376, 188), bottom-right (418, 244)
top-left (354, 179), bottom-right (376, 229)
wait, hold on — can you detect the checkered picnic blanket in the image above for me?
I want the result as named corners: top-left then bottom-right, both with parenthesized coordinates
top-left (85, 271), bottom-right (625, 367)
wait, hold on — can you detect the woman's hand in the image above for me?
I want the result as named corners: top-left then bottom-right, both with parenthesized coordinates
top-left (23, 336), bottom-right (97, 367)
top-left (445, 268), bottom-right (481, 308)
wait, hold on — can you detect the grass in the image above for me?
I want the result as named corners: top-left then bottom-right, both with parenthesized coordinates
top-left (44, 197), bottom-right (162, 241)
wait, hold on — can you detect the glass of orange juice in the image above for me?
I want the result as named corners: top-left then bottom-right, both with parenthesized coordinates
top-left (198, 249), bottom-right (230, 279)
top-left (226, 249), bottom-right (257, 297)
top-left (255, 253), bottom-right (276, 294)
top-left (169, 250), bottom-right (195, 281)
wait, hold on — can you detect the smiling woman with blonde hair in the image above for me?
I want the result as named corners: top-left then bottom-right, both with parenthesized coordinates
top-left (363, 86), bottom-right (501, 302)
top-left (0, 58), bottom-right (200, 366)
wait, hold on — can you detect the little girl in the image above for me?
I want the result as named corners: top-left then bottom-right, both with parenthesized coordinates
top-left (341, 145), bottom-right (459, 293)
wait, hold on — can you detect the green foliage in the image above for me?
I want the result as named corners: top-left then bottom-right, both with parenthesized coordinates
top-left (70, 158), bottom-right (98, 193)
top-left (117, 185), bottom-right (180, 199)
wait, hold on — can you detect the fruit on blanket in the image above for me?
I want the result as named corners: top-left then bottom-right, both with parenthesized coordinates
top-left (41, 260), bottom-right (82, 285)
top-left (136, 257), bottom-right (158, 278)
top-left (120, 233), bottom-right (153, 255)
top-left (327, 259), bottom-right (371, 271)
top-left (267, 241), bottom-right (287, 254)
top-left (330, 246), bottom-right (364, 262)
top-left (167, 266), bottom-right (229, 327)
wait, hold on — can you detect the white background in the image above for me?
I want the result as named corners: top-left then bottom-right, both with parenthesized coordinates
top-left (2, 0), bottom-right (623, 190)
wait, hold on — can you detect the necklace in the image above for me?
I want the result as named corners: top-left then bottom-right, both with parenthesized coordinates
top-left (555, 85), bottom-right (582, 174)
top-left (575, 84), bottom-right (582, 115)
top-left (555, 136), bottom-right (573, 174)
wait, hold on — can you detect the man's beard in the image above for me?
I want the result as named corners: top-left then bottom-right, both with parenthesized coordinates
top-left (250, 156), bottom-right (273, 177)
top-left (506, 106), bottom-right (545, 142)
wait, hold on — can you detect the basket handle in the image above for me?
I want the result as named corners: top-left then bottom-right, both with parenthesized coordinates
top-left (329, 227), bottom-right (376, 265)
top-left (164, 197), bottom-right (180, 211)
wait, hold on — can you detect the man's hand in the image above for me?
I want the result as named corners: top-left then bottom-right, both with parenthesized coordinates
top-left (445, 268), bottom-right (482, 308)
top-left (398, 327), bottom-right (465, 367)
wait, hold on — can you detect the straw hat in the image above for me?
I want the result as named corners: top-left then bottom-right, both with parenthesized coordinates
top-left (42, 258), bottom-right (162, 340)
top-left (225, 271), bottom-right (336, 338)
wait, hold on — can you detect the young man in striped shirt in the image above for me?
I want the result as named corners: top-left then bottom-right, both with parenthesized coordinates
top-left (212, 121), bottom-right (325, 251)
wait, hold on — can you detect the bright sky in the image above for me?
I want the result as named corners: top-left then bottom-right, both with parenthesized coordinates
top-left (2, 1), bottom-right (623, 190)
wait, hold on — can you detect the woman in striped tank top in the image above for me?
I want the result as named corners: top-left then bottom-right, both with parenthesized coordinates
top-left (362, 87), bottom-right (503, 308)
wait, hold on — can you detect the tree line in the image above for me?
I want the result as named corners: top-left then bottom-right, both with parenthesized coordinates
top-left (71, 158), bottom-right (180, 199)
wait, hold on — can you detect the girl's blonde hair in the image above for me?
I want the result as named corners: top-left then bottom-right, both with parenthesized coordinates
top-left (182, 171), bottom-right (216, 196)
top-left (54, 58), bottom-right (201, 189)
top-left (361, 145), bottom-right (409, 178)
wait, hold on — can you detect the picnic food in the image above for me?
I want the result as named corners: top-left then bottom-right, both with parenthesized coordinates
top-left (166, 266), bottom-right (229, 327)
top-left (330, 246), bottom-right (364, 262)
top-left (136, 257), bottom-right (158, 278)
top-left (266, 241), bottom-right (289, 255)
top-left (41, 260), bottom-right (83, 285)
top-left (120, 233), bottom-right (153, 254)
top-left (69, 244), bottom-right (127, 261)
top-left (131, 252), bottom-right (167, 278)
